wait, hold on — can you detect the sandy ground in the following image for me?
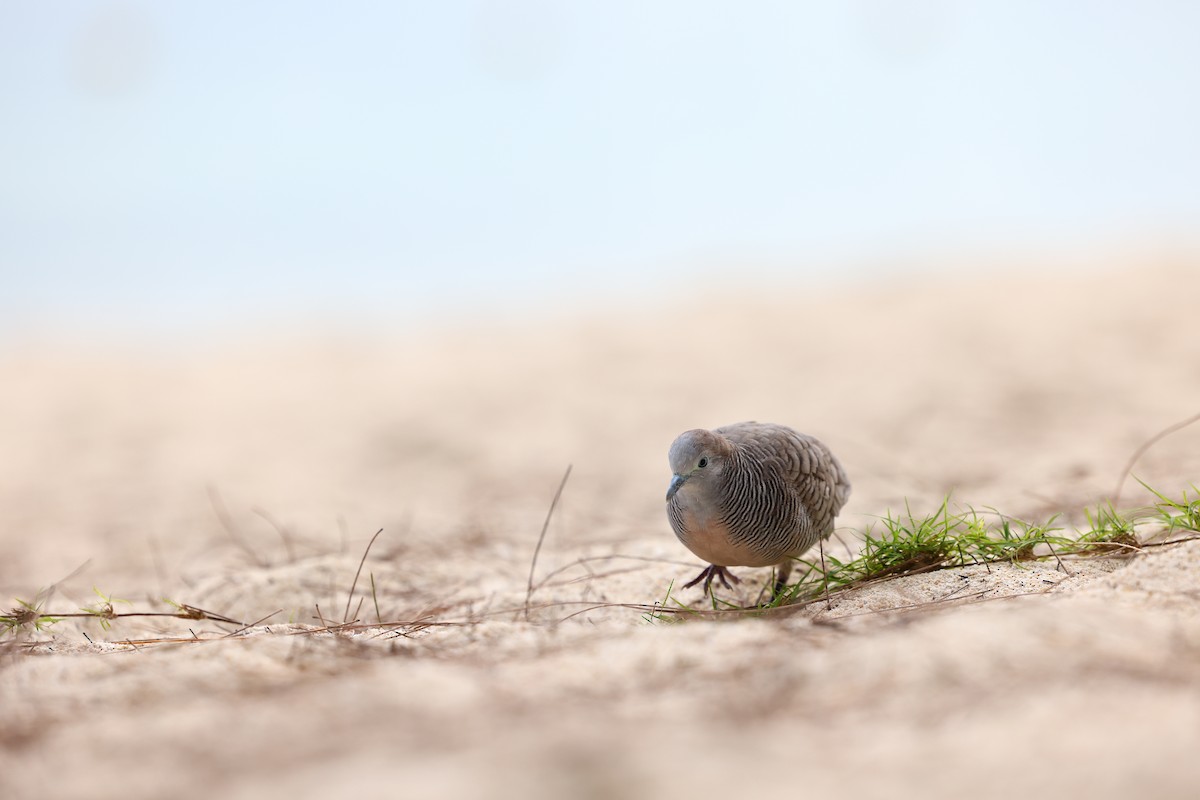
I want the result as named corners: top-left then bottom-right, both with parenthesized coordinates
top-left (3, 258), bottom-right (1200, 799)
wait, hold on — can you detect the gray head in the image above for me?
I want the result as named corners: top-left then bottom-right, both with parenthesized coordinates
top-left (666, 428), bottom-right (732, 502)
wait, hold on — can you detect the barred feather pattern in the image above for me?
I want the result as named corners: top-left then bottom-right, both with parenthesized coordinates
top-left (668, 422), bottom-right (850, 566)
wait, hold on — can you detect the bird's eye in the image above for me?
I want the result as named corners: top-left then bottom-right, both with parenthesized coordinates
top-left (698, 457), bottom-right (708, 469)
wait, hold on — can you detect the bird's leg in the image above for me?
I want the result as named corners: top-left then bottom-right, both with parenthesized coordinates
top-left (819, 537), bottom-right (832, 611)
top-left (683, 565), bottom-right (741, 594)
top-left (772, 559), bottom-right (794, 598)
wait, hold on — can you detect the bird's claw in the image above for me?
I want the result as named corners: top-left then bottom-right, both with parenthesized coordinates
top-left (683, 565), bottom-right (741, 595)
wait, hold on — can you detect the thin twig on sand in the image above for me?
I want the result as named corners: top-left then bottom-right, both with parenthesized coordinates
top-left (343, 529), bottom-right (384, 624)
top-left (1112, 410), bottom-right (1200, 505)
top-left (525, 465), bottom-right (573, 620)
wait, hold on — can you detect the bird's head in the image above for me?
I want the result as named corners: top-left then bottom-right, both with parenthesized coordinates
top-left (666, 428), bottom-right (730, 502)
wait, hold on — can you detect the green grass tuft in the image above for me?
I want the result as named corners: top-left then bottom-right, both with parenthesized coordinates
top-left (774, 486), bottom-right (1200, 605)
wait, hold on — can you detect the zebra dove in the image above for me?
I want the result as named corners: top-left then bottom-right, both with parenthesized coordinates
top-left (665, 422), bottom-right (851, 595)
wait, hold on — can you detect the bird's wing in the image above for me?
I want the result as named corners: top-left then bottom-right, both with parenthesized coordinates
top-left (717, 422), bottom-right (852, 535)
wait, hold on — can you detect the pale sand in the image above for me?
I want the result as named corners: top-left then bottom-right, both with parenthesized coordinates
top-left (2, 259), bottom-right (1200, 799)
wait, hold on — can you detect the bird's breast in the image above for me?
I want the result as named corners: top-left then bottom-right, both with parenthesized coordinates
top-left (668, 497), bottom-right (777, 568)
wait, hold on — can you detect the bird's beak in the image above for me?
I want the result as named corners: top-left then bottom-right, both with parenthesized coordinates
top-left (666, 473), bottom-right (688, 502)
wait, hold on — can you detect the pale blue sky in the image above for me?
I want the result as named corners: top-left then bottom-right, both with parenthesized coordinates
top-left (2, 1), bottom-right (1198, 332)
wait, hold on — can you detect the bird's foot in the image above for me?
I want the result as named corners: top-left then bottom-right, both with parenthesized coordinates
top-left (683, 565), bottom-right (741, 594)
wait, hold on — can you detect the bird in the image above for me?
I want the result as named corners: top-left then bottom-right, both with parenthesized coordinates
top-left (665, 422), bottom-right (851, 596)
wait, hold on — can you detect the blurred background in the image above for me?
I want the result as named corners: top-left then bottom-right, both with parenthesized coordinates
top-left (3, 0), bottom-right (1199, 336)
top-left (2, 0), bottom-right (1200, 590)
